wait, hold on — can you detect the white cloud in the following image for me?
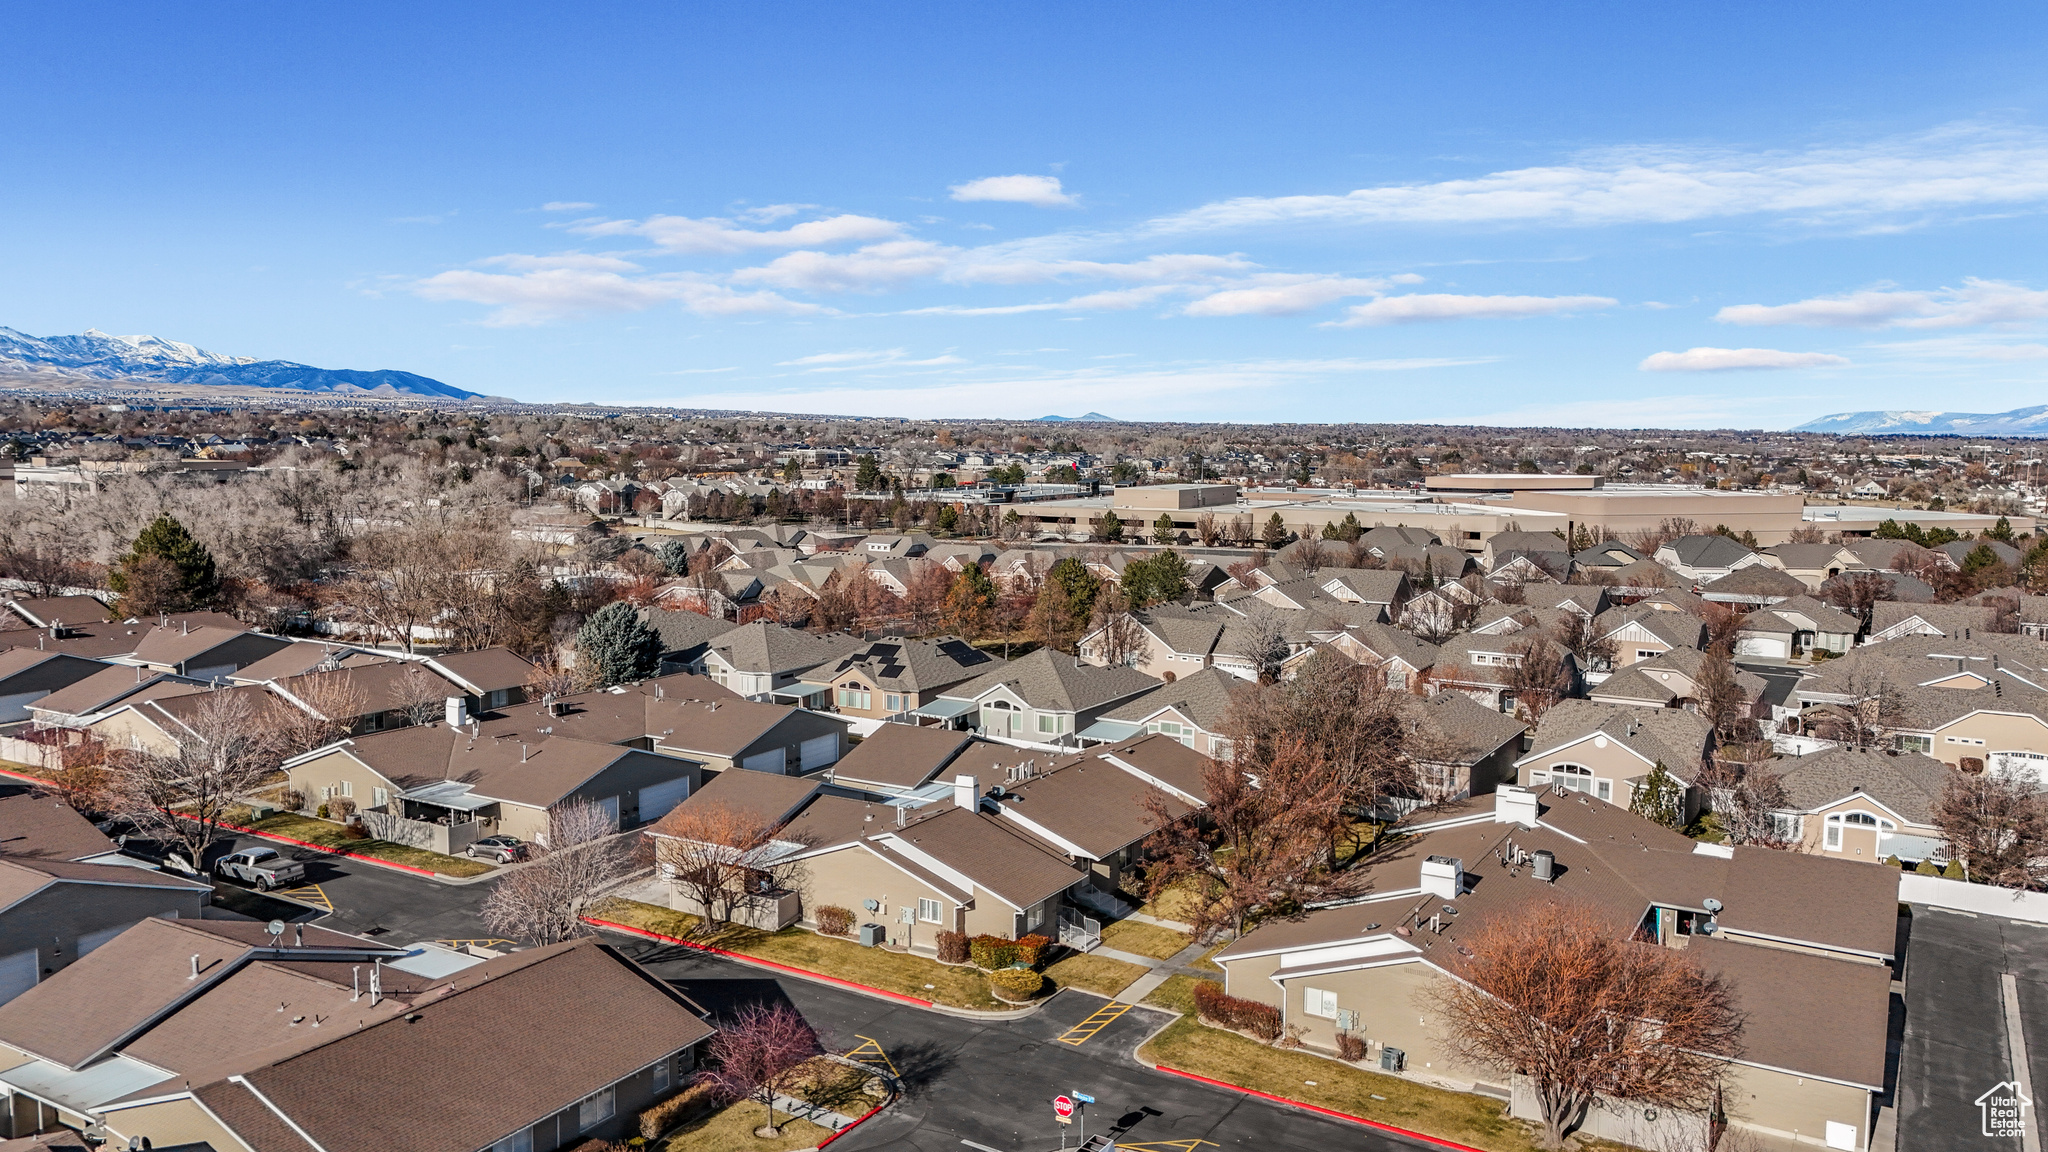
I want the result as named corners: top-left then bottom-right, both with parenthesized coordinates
top-left (778, 349), bottom-right (906, 366)
top-left (1327, 293), bottom-right (1615, 326)
top-left (1638, 347), bottom-right (1850, 371)
top-left (948, 174), bottom-right (1078, 208)
top-left (903, 286), bottom-right (1180, 316)
top-left (775, 348), bottom-right (967, 372)
top-left (1183, 275), bottom-right (1393, 317)
top-left (1868, 334), bottom-right (2048, 361)
top-left (1715, 278), bottom-right (2048, 329)
top-left (573, 213), bottom-right (903, 255)
top-left (541, 201), bottom-right (596, 212)
top-left (1146, 123), bottom-right (2048, 233)
top-left (732, 240), bottom-right (956, 293)
top-left (735, 203), bottom-right (815, 223)
top-left (948, 252), bottom-right (1254, 286)
top-left (476, 252), bottom-right (642, 273)
top-left (413, 268), bottom-right (688, 326)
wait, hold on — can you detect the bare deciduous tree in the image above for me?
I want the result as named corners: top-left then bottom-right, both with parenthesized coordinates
top-left (102, 690), bottom-right (282, 868)
top-left (481, 799), bottom-right (631, 945)
top-left (648, 801), bottom-right (811, 933)
top-left (275, 670), bottom-right (370, 755)
top-left (1087, 584), bottom-right (1148, 668)
top-left (1427, 900), bottom-right (1745, 1149)
top-left (703, 1003), bottom-right (821, 1135)
top-left (1935, 764), bottom-right (2048, 888)
top-left (391, 665), bottom-right (451, 728)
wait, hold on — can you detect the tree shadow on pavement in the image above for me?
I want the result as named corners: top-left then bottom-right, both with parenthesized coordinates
top-left (885, 1038), bottom-right (954, 1099)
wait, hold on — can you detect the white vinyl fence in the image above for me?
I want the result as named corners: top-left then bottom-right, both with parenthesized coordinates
top-left (1900, 872), bottom-right (2048, 923)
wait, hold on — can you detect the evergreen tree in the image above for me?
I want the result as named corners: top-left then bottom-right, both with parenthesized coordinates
top-left (1989, 516), bottom-right (2016, 544)
top-left (110, 514), bottom-right (219, 613)
top-left (1261, 512), bottom-right (1291, 548)
top-left (1094, 510), bottom-right (1125, 543)
top-left (942, 564), bottom-right (998, 639)
top-left (854, 455), bottom-right (884, 491)
top-left (1044, 557), bottom-right (1101, 619)
top-left (575, 602), bottom-right (663, 688)
top-left (1336, 511), bottom-right (1362, 542)
top-left (1154, 512), bottom-right (1178, 545)
top-left (1629, 761), bottom-right (1684, 829)
top-left (934, 504), bottom-right (959, 535)
top-left (656, 539), bottom-right (691, 576)
top-left (1137, 548), bottom-right (1190, 605)
top-left (781, 457), bottom-right (802, 483)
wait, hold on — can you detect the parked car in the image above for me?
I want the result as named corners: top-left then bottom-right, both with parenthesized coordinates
top-left (114, 834), bottom-right (198, 876)
top-left (213, 847), bottom-right (307, 890)
top-left (464, 836), bottom-right (528, 864)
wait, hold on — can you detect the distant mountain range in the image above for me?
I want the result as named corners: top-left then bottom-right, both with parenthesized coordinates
top-left (1035, 412), bottom-right (1117, 422)
top-left (1792, 406), bottom-right (2048, 437)
top-left (0, 327), bottom-right (477, 399)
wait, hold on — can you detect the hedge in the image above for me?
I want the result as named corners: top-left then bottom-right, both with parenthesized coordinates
top-left (1014, 933), bottom-right (1052, 968)
top-left (969, 934), bottom-right (1018, 969)
top-left (1191, 979), bottom-right (1282, 1042)
top-left (990, 968), bottom-right (1045, 1001)
top-left (936, 930), bottom-right (969, 964)
top-left (815, 905), bottom-right (854, 937)
top-left (639, 1082), bottom-right (717, 1139)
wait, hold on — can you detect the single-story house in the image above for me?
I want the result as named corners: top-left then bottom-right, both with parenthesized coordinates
top-left (1513, 699), bottom-right (1714, 820)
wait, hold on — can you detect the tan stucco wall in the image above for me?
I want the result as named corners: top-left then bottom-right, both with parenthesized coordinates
top-left (794, 844), bottom-right (966, 947)
top-left (1789, 793), bottom-right (1939, 862)
top-left (284, 748), bottom-right (397, 811)
top-left (1722, 1062), bottom-right (1871, 1152)
top-left (89, 709), bottom-right (180, 756)
top-left (102, 1097), bottom-right (256, 1152)
top-left (1928, 711), bottom-right (2048, 766)
top-left (1519, 739), bottom-right (1662, 807)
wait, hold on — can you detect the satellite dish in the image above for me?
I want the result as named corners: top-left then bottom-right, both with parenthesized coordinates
top-left (266, 919), bottom-right (287, 939)
top-left (1702, 898), bottom-right (1723, 914)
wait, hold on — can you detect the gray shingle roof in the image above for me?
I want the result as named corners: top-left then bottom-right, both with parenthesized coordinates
top-left (1762, 748), bottom-right (1952, 824)
top-left (1520, 699), bottom-right (1713, 780)
top-left (813, 635), bottom-right (1003, 693)
top-left (942, 647), bottom-right (1160, 712)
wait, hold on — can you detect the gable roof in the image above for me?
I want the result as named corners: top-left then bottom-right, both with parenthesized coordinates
top-left (1517, 699), bottom-right (1713, 778)
top-left (0, 793), bottom-right (121, 862)
top-left (829, 723), bottom-right (979, 791)
top-left (1101, 665), bottom-right (1244, 732)
top-left (1659, 534), bottom-right (1758, 568)
top-left (424, 647), bottom-right (536, 695)
top-left (1405, 691), bottom-right (1527, 764)
top-left (702, 622), bottom-right (863, 677)
top-left (942, 648), bottom-right (1160, 712)
top-left (1698, 564), bottom-right (1809, 602)
top-left (811, 635), bottom-right (1003, 693)
top-left (1762, 748), bottom-right (1953, 825)
top-left (876, 804), bottom-right (1085, 909)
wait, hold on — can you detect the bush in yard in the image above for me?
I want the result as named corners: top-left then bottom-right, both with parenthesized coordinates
top-left (639, 1082), bottom-right (716, 1139)
top-left (329, 797), bottom-right (357, 822)
top-left (989, 967), bottom-right (1045, 1001)
top-left (1191, 980), bottom-right (1283, 1042)
top-left (814, 906), bottom-right (854, 937)
top-left (1336, 1033), bottom-right (1367, 1062)
top-left (279, 788), bottom-right (305, 813)
top-left (969, 934), bottom-right (1019, 970)
top-left (315, 802), bottom-right (330, 820)
top-left (1013, 933), bottom-right (1052, 968)
top-left (936, 930), bottom-right (969, 964)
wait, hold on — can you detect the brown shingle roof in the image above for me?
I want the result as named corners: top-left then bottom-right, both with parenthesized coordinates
top-left (0, 794), bottom-right (119, 862)
top-left (880, 805), bottom-right (1084, 910)
top-left (424, 647), bottom-right (536, 695)
top-left (829, 723), bottom-right (977, 790)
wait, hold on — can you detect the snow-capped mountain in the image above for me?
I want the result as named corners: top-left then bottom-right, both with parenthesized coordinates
top-left (1035, 411), bottom-right (1119, 422)
top-left (0, 327), bottom-right (477, 399)
top-left (1792, 406), bottom-right (2048, 437)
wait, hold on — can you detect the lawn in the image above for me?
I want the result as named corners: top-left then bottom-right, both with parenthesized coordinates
top-left (659, 1097), bottom-right (834, 1152)
top-left (1141, 1016), bottom-right (1549, 1152)
top-left (244, 812), bottom-right (496, 878)
top-left (1044, 952), bottom-right (1148, 998)
top-left (591, 898), bottom-right (1007, 1010)
top-left (1141, 973), bottom-right (1202, 1016)
top-left (783, 1057), bottom-right (883, 1114)
top-left (1137, 877), bottom-right (1211, 925)
top-left (1101, 918), bottom-right (1193, 960)
top-left (1191, 941), bottom-right (1227, 972)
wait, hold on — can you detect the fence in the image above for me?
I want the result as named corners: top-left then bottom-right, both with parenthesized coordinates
top-left (0, 729), bottom-right (97, 771)
top-left (1900, 872), bottom-right (2048, 924)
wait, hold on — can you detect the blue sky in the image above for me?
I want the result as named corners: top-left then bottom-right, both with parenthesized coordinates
top-left (6, 3), bottom-right (2048, 428)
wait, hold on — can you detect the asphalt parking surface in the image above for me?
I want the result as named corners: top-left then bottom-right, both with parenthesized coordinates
top-left (1898, 904), bottom-right (2048, 1150)
top-left (612, 935), bottom-right (1447, 1152)
top-left (204, 830), bottom-right (503, 945)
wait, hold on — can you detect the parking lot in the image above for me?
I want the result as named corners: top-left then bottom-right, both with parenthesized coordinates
top-left (1898, 904), bottom-right (2048, 1149)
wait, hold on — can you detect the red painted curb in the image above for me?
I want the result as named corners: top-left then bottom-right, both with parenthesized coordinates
top-left (815, 1100), bottom-right (886, 1148)
top-left (582, 916), bottom-right (936, 1008)
top-left (1153, 1064), bottom-right (1492, 1152)
top-left (194, 815), bottom-right (441, 877)
top-left (0, 767), bottom-right (49, 785)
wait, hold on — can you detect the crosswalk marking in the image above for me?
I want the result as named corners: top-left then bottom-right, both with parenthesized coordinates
top-left (434, 938), bottom-right (516, 951)
top-left (1056, 1001), bottom-right (1132, 1046)
top-left (1116, 1141), bottom-right (1220, 1151)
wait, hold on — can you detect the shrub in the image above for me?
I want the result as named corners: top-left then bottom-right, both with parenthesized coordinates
top-left (329, 797), bottom-right (357, 821)
top-left (936, 930), bottom-right (969, 964)
top-left (815, 906), bottom-right (854, 937)
top-left (279, 788), bottom-right (305, 812)
top-left (1944, 859), bottom-right (1966, 880)
top-left (1336, 1033), bottom-right (1367, 1062)
top-left (989, 968), bottom-right (1045, 1001)
top-left (639, 1082), bottom-right (716, 1140)
top-left (1014, 933), bottom-right (1052, 969)
top-left (315, 802), bottom-right (330, 820)
top-left (1191, 980), bottom-right (1283, 1042)
top-left (969, 934), bottom-right (1019, 970)
top-left (1915, 859), bottom-right (1940, 875)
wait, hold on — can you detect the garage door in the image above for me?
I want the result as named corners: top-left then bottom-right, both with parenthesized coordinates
top-left (741, 747), bottom-right (788, 774)
top-left (595, 795), bottom-right (620, 830)
top-left (0, 949), bottom-right (36, 1005)
top-left (799, 734), bottom-right (839, 771)
top-left (1733, 636), bottom-right (1780, 658)
top-left (638, 777), bottom-right (692, 823)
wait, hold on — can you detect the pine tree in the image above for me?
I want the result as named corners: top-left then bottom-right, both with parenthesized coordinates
top-left (656, 539), bottom-right (691, 576)
top-left (1261, 513), bottom-right (1291, 548)
top-left (942, 564), bottom-right (997, 640)
top-left (854, 455), bottom-right (884, 491)
top-left (575, 602), bottom-right (663, 687)
top-left (110, 514), bottom-right (219, 614)
top-left (1154, 512), bottom-right (1178, 545)
top-left (1095, 510), bottom-right (1125, 543)
top-left (1629, 761), bottom-right (1683, 828)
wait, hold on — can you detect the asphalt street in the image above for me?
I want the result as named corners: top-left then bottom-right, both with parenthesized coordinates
top-left (1897, 904), bottom-right (2048, 1150)
top-left (203, 829), bottom-right (508, 946)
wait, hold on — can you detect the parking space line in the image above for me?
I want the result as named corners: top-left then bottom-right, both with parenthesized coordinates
top-left (1056, 1001), bottom-right (1132, 1046)
top-left (1117, 1142), bottom-right (1220, 1152)
top-left (844, 1034), bottom-right (900, 1080)
top-left (278, 883), bottom-right (333, 912)
top-left (434, 938), bottom-right (516, 951)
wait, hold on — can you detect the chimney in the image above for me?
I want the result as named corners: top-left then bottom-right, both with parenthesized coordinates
top-left (370, 959), bottom-right (382, 1007)
top-left (953, 773), bottom-right (979, 811)
top-left (1493, 785), bottom-right (1539, 828)
top-left (1420, 855), bottom-right (1464, 900)
top-left (189, 953), bottom-right (200, 980)
top-left (445, 697), bottom-right (468, 728)
top-left (897, 805), bottom-right (907, 828)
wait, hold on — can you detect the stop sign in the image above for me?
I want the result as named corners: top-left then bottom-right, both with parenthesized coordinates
top-left (1054, 1095), bottom-right (1075, 1118)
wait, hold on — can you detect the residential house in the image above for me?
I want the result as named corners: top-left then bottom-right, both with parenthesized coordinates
top-left (1844, 537), bottom-right (1947, 574)
top-left (1588, 648), bottom-right (1767, 715)
top-left (1397, 580), bottom-right (1484, 638)
top-left (0, 918), bottom-right (712, 1152)
top-left (25, 666), bottom-right (205, 731)
top-left (1570, 541), bottom-right (1649, 573)
top-left (1400, 691), bottom-right (1528, 805)
top-left (1864, 601), bottom-right (2000, 645)
top-left (1733, 596), bottom-right (1863, 659)
top-left (1699, 564), bottom-right (1810, 608)
top-left (932, 648), bottom-right (1161, 747)
top-left (0, 652), bottom-right (122, 724)
top-left (827, 723), bottom-right (983, 795)
top-left (640, 606), bottom-right (742, 670)
top-left (1428, 632), bottom-right (1579, 714)
top-left (1209, 786), bottom-right (1896, 1152)
top-left (1513, 699), bottom-right (1715, 819)
top-left (1793, 635), bottom-right (2048, 776)
top-left (1510, 583), bottom-right (1609, 618)
top-left (1758, 542), bottom-right (1865, 590)
top-left (1079, 601), bottom-right (1228, 681)
top-left (1759, 747), bottom-right (1953, 864)
top-left (1591, 604), bottom-right (1707, 669)
top-left (1, 598), bottom-right (112, 630)
top-left (1654, 534), bottom-right (1764, 583)
top-left (128, 625), bottom-right (294, 683)
top-left (423, 646), bottom-right (537, 713)
top-left (1483, 530), bottom-right (1572, 579)
top-left (801, 635), bottom-right (1003, 719)
top-left (694, 622), bottom-right (863, 701)
top-left (90, 684), bottom-right (306, 758)
top-left (1079, 664), bottom-right (1241, 756)
top-left (1938, 537), bottom-right (2023, 571)
top-left (1320, 621), bottom-right (1439, 689)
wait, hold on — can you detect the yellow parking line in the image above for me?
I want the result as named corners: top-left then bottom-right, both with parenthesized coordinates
top-left (844, 1035), bottom-right (900, 1079)
top-left (1056, 1001), bottom-right (1132, 1046)
top-left (278, 884), bottom-right (332, 912)
top-left (434, 938), bottom-right (517, 951)
top-left (1117, 1142), bottom-right (1219, 1151)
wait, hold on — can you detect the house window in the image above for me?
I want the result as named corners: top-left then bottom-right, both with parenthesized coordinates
top-left (653, 1056), bottom-right (671, 1093)
top-left (338, 780), bottom-right (353, 798)
top-left (577, 1087), bottom-right (615, 1132)
top-left (1303, 987), bottom-right (1339, 1019)
top-left (491, 1130), bottom-right (532, 1152)
top-left (1038, 714), bottom-right (1060, 734)
top-left (1895, 735), bottom-right (1933, 755)
top-left (1772, 813), bottom-right (1804, 841)
top-left (837, 686), bottom-right (871, 710)
top-left (488, 689), bottom-right (509, 708)
top-left (918, 898), bottom-right (942, 923)
top-left (373, 787), bottom-right (389, 808)
top-left (886, 694), bottom-right (902, 712)
top-left (1636, 649), bottom-right (1659, 661)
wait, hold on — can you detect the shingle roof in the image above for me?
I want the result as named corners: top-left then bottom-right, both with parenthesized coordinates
top-left (828, 723), bottom-right (979, 790)
top-left (1404, 691), bottom-right (1527, 764)
top-left (1698, 565), bottom-right (1809, 601)
top-left (0, 793), bottom-right (120, 862)
top-left (651, 766), bottom-right (821, 829)
top-left (1520, 699), bottom-right (1712, 779)
top-left (879, 804), bottom-right (1085, 909)
top-left (703, 622), bottom-right (863, 676)
top-left (1660, 534), bottom-right (1758, 568)
top-left (942, 648), bottom-right (1160, 712)
top-left (638, 607), bottom-right (740, 659)
top-left (990, 734), bottom-right (1213, 858)
top-left (812, 635), bottom-right (1003, 693)
top-left (425, 647), bottom-right (536, 694)
top-left (1762, 748), bottom-right (1953, 824)
top-left (1102, 666), bottom-right (1244, 732)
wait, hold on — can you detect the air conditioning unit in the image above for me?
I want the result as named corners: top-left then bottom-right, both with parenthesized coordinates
top-left (858, 923), bottom-right (885, 947)
top-left (1380, 1046), bottom-right (1405, 1072)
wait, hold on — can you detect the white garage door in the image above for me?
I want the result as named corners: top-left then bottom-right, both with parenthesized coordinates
top-left (638, 777), bottom-right (692, 823)
top-left (0, 949), bottom-right (36, 1005)
top-left (1733, 636), bottom-right (1781, 658)
top-left (741, 747), bottom-right (788, 774)
top-left (799, 734), bottom-right (839, 771)
top-left (594, 795), bottom-right (620, 830)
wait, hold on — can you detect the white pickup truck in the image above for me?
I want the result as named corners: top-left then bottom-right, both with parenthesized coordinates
top-left (213, 847), bottom-right (307, 890)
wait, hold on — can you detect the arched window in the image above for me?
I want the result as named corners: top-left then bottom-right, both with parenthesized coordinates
top-left (1824, 810), bottom-right (1892, 850)
top-left (1541, 764), bottom-right (1612, 803)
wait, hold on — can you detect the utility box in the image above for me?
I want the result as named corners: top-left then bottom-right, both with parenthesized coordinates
top-left (858, 923), bottom-right (885, 947)
top-left (1381, 1046), bottom-right (1405, 1072)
